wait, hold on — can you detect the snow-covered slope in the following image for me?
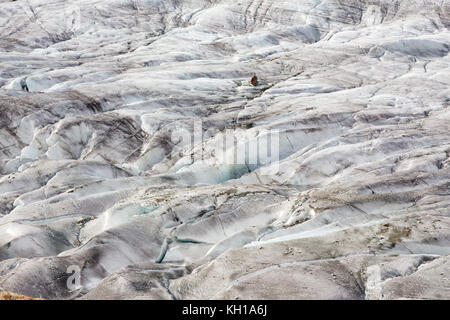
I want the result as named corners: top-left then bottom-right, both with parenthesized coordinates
top-left (0, 0), bottom-right (449, 299)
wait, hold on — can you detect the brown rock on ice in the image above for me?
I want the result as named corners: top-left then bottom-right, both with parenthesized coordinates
top-left (249, 75), bottom-right (258, 86)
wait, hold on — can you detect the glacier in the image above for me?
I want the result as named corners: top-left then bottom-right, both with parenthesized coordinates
top-left (0, 0), bottom-right (449, 299)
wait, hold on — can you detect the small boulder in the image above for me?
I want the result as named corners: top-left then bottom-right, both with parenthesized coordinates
top-left (249, 75), bottom-right (258, 86)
